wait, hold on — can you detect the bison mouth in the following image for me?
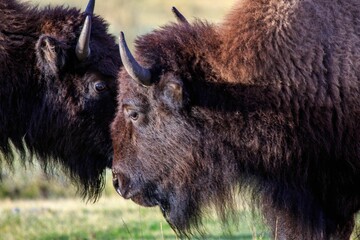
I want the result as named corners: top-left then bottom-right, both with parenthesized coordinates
top-left (132, 188), bottom-right (194, 235)
top-left (112, 176), bottom-right (161, 207)
top-left (129, 190), bottom-right (159, 207)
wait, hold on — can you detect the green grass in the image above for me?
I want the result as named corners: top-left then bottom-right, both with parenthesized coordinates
top-left (0, 197), bottom-right (270, 240)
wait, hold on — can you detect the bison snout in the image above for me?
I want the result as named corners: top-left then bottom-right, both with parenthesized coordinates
top-left (112, 173), bottom-right (133, 199)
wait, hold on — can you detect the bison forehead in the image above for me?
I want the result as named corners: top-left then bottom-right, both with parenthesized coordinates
top-left (119, 73), bottom-right (151, 96)
top-left (40, 9), bottom-right (82, 40)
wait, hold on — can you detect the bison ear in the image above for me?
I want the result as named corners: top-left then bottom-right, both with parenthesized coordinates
top-left (160, 77), bottom-right (185, 110)
top-left (35, 35), bottom-right (68, 77)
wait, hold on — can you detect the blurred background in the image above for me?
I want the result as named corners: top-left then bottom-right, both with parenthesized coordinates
top-left (0, 0), bottom-right (269, 239)
top-left (30, 0), bottom-right (236, 49)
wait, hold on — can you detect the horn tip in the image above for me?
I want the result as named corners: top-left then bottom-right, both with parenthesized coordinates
top-left (119, 31), bottom-right (125, 42)
top-left (171, 6), bottom-right (179, 15)
top-left (171, 6), bottom-right (188, 24)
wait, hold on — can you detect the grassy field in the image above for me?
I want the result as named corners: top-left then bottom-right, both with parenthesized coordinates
top-left (0, 196), bottom-right (271, 240)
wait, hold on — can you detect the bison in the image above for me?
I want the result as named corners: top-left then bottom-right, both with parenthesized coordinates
top-left (111, 0), bottom-right (360, 239)
top-left (0, 0), bottom-right (121, 199)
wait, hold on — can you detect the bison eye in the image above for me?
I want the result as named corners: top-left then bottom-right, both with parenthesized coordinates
top-left (129, 111), bottom-right (139, 121)
top-left (125, 108), bottom-right (139, 121)
top-left (94, 81), bottom-right (107, 93)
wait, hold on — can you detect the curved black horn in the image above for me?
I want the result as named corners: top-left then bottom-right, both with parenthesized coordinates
top-left (119, 32), bottom-right (151, 86)
top-left (172, 7), bottom-right (189, 24)
top-left (75, 0), bottom-right (95, 61)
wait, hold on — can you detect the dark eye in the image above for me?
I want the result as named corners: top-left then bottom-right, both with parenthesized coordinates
top-left (129, 111), bottom-right (139, 121)
top-left (125, 107), bottom-right (140, 122)
top-left (94, 81), bottom-right (107, 92)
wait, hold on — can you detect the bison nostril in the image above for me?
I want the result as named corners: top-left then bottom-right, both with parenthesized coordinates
top-left (112, 177), bottom-right (123, 197)
top-left (112, 174), bottom-right (132, 199)
top-left (112, 177), bottom-right (119, 190)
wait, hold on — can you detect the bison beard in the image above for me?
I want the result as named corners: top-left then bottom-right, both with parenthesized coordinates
top-left (0, 0), bottom-right (121, 200)
top-left (112, 0), bottom-right (360, 239)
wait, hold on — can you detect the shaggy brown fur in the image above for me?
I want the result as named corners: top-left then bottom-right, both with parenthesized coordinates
top-left (112, 0), bottom-right (360, 238)
top-left (0, 0), bottom-right (121, 199)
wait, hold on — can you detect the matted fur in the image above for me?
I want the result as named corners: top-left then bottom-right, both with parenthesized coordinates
top-left (0, 0), bottom-right (121, 200)
top-left (112, 0), bottom-right (360, 239)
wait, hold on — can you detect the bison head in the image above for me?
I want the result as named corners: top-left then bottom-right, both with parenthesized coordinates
top-left (31, 0), bottom-right (121, 199)
top-left (0, 0), bottom-right (121, 199)
top-left (111, 28), bottom-right (238, 234)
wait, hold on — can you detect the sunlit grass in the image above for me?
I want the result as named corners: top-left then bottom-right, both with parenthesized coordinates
top-left (0, 197), bottom-right (171, 240)
top-left (0, 196), bottom-right (271, 240)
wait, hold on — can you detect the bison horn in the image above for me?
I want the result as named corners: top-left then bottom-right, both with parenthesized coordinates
top-left (75, 0), bottom-right (95, 61)
top-left (172, 7), bottom-right (189, 24)
top-left (119, 32), bottom-right (152, 86)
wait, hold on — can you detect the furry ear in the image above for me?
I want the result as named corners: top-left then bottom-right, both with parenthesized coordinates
top-left (35, 35), bottom-right (68, 77)
top-left (160, 77), bottom-right (184, 110)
